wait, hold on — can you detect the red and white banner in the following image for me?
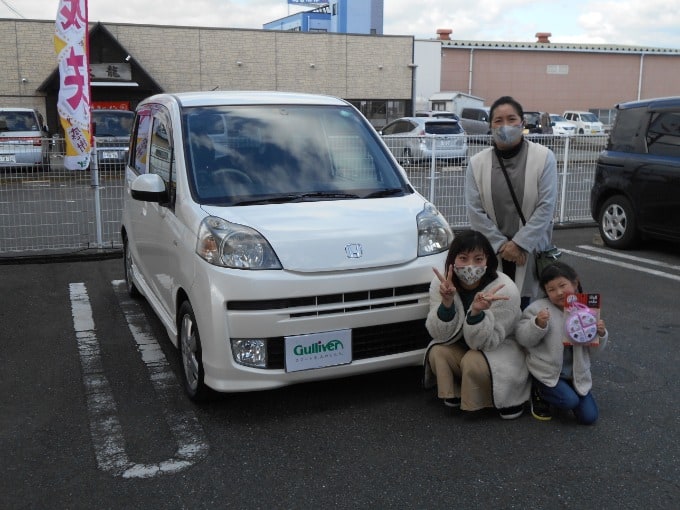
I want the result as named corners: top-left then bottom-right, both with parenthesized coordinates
top-left (55, 0), bottom-right (91, 170)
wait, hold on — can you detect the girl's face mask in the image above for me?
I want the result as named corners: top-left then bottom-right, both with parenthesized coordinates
top-left (454, 264), bottom-right (487, 286)
top-left (492, 124), bottom-right (523, 148)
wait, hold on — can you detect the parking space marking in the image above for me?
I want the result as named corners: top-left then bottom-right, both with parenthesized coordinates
top-left (69, 282), bottom-right (208, 479)
top-left (562, 248), bottom-right (680, 282)
top-left (576, 245), bottom-right (680, 272)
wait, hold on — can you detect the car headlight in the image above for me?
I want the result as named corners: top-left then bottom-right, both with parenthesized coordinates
top-left (417, 203), bottom-right (453, 256)
top-left (196, 216), bottom-right (282, 269)
top-left (231, 338), bottom-right (267, 368)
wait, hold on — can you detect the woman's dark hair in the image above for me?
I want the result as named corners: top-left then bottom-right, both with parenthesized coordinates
top-left (539, 261), bottom-right (583, 293)
top-left (489, 96), bottom-right (524, 124)
top-left (444, 230), bottom-right (498, 288)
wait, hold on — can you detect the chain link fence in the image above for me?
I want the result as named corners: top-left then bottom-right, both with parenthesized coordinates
top-left (0, 134), bottom-right (605, 258)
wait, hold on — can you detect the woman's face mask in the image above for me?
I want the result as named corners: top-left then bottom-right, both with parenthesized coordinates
top-left (492, 124), bottom-right (523, 148)
top-left (454, 264), bottom-right (487, 286)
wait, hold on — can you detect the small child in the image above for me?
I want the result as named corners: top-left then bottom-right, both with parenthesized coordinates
top-left (515, 262), bottom-right (608, 425)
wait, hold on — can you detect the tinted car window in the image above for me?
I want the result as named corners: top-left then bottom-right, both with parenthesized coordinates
top-left (93, 110), bottom-right (134, 137)
top-left (0, 111), bottom-right (40, 131)
top-left (423, 121), bottom-right (463, 135)
top-left (608, 107), bottom-right (648, 153)
top-left (647, 112), bottom-right (680, 157)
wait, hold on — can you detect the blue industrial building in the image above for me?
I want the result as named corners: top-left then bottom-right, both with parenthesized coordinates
top-left (263, 0), bottom-right (384, 35)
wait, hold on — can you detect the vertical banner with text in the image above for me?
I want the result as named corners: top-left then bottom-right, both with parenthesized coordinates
top-left (55, 0), bottom-right (91, 170)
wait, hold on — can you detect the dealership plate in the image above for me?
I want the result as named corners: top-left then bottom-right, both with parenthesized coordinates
top-left (101, 151), bottom-right (119, 160)
top-left (0, 154), bottom-right (16, 163)
top-left (284, 329), bottom-right (352, 372)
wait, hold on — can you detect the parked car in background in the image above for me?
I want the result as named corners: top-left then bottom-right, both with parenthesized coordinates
top-left (563, 110), bottom-right (605, 135)
top-left (121, 91), bottom-right (453, 400)
top-left (0, 108), bottom-right (49, 170)
top-left (92, 109), bottom-right (134, 169)
top-left (380, 117), bottom-right (468, 166)
top-left (523, 111), bottom-right (553, 134)
top-left (459, 107), bottom-right (491, 135)
top-left (549, 114), bottom-right (576, 136)
top-left (590, 96), bottom-right (680, 249)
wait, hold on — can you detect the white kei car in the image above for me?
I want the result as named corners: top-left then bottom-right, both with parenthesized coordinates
top-left (121, 91), bottom-right (453, 400)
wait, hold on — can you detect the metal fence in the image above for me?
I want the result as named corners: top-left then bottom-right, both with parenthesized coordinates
top-left (0, 134), bottom-right (605, 258)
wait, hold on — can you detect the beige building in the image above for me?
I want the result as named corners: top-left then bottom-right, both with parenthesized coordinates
top-left (0, 19), bottom-right (414, 131)
top-left (2, 19), bottom-right (679, 132)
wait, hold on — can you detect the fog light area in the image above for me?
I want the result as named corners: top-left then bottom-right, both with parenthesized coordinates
top-left (231, 338), bottom-right (268, 368)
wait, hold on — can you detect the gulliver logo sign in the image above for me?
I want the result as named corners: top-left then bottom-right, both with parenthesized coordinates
top-left (285, 329), bottom-right (352, 372)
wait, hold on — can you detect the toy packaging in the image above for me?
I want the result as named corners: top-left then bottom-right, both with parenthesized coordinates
top-left (563, 293), bottom-right (601, 346)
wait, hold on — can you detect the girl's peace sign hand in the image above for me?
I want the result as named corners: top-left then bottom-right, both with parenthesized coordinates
top-left (433, 265), bottom-right (456, 308)
top-left (470, 284), bottom-right (508, 315)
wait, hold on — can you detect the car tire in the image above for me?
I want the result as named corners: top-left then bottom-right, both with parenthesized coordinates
top-left (598, 195), bottom-right (639, 249)
top-left (123, 238), bottom-right (140, 298)
top-left (178, 301), bottom-right (210, 401)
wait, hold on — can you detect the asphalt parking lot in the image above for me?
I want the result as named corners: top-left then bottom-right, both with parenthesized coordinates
top-left (1, 226), bottom-right (678, 509)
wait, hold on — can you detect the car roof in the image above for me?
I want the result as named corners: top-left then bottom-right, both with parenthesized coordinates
top-left (0, 107), bottom-right (37, 113)
top-left (396, 116), bottom-right (460, 123)
top-left (615, 96), bottom-right (680, 111)
top-left (141, 91), bottom-right (349, 108)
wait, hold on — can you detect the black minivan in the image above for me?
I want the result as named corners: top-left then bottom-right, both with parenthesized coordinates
top-left (590, 96), bottom-right (680, 249)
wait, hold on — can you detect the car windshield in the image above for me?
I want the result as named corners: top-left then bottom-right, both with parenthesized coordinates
top-left (93, 110), bottom-right (134, 137)
top-left (582, 113), bottom-right (600, 122)
top-left (0, 111), bottom-right (38, 132)
top-left (551, 115), bottom-right (567, 122)
top-left (183, 104), bottom-right (409, 204)
top-left (423, 121), bottom-right (463, 135)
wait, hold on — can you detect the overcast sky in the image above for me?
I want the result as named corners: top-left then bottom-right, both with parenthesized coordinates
top-left (4, 0), bottom-right (680, 49)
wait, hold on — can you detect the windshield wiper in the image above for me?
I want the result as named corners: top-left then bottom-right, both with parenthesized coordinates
top-left (363, 188), bottom-right (404, 198)
top-left (231, 191), bottom-right (359, 206)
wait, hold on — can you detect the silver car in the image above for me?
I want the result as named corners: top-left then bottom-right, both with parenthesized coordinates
top-left (92, 109), bottom-right (134, 169)
top-left (380, 117), bottom-right (468, 166)
top-left (0, 108), bottom-right (49, 169)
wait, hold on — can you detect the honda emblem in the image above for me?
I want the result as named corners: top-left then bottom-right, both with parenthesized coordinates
top-left (345, 243), bottom-right (363, 258)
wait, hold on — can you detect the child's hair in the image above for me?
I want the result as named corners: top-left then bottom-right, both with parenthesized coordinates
top-left (539, 261), bottom-right (583, 293)
top-left (444, 230), bottom-right (499, 288)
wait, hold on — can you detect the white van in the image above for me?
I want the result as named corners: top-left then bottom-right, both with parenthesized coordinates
top-left (562, 110), bottom-right (605, 135)
top-left (121, 91), bottom-right (453, 400)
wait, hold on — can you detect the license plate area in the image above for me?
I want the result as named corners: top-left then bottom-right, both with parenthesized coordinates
top-left (0, 154), bottom-right (16, 163)
top-left (284, 329), bottom-right (352, 372)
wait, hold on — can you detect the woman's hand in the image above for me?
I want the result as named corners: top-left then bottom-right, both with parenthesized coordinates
top-left (597, 319), bottom-right (606, 337)
top-left (433, 265), bottom-right (456, 308)
top-left (470, 284), bottom-right (509, 316)
top-left (535, 308), bottom-right (550, 328)
top-left (499, 240), bottom-right (527, 266)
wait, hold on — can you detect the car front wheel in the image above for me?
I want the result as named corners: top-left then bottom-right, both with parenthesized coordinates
top-left (178, 301), bottom-right (210, 401)
top-left (598, 195), bottom-right (639, 249)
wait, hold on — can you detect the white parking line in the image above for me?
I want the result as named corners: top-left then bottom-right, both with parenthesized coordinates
top-left (576, 245), bottom-right (680, 272)
top-left (69, 282), bottom-right (208, 479)
top-left (561, 248), bottom-right (680, 282)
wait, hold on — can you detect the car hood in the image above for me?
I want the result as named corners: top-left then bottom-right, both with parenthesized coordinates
top-left (199, 194), bottom-right (427, 272)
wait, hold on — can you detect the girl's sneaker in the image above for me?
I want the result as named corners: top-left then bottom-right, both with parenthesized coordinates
top-left (530, 388), bottom-right (552, 421)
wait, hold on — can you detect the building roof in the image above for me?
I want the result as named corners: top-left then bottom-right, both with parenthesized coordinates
top-left (435, 39), bottom-right (680, 55)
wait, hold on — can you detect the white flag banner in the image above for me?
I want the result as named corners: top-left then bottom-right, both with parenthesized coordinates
top-left (55, 0), bottom-right (91, 170)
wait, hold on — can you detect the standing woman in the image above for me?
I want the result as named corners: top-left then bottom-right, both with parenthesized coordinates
top-left (423, 230), bottom-right (530, 419)
top-left (465, 96), bottom-right (558, 307)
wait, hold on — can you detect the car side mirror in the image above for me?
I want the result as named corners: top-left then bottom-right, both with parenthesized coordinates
top-left (130, 173), bottom-right (169, 204)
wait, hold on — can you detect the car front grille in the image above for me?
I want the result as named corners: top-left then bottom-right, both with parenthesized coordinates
top-left (227, 283), bottom-right (430, 317)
